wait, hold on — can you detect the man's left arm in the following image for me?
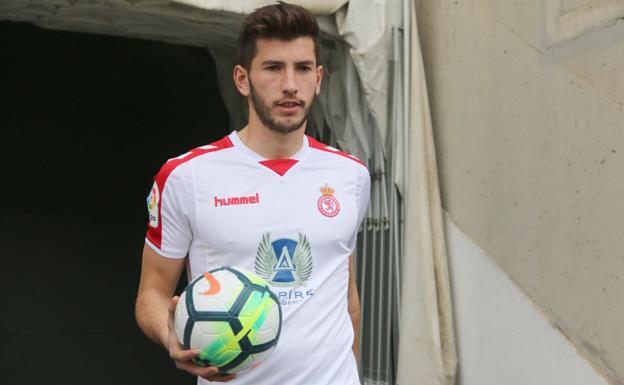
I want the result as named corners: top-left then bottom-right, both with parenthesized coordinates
top-left (348, 253), bottom-right (361, 367)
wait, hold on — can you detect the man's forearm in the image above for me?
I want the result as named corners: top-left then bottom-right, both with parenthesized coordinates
top-left (347, 253), bottom-right (361, 367)
top-left (349, 305), bottom-right (361, 366)
top-left (135, 288), bottom-right (171, 348)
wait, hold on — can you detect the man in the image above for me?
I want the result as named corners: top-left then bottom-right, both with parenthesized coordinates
top-left (135, 2), bottom-right (370, 384)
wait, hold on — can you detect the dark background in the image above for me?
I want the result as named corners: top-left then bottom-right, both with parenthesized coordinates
top-left (0, 21), bottom-right (229, 385)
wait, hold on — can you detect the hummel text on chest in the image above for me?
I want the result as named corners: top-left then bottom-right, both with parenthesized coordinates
top-left (214, 193), bottom-right (260, 207)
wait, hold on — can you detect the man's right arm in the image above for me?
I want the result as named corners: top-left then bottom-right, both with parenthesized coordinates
top-left (135, 243), bottom-right (185, 347)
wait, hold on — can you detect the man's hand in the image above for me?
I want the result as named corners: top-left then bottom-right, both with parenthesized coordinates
top-left (167, 296), bottom-right (236, 382)
top-left (136, 245), bottom-right (236, 382)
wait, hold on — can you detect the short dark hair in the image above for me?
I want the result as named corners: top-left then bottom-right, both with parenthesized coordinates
top-left (238, 1), bottom-right (320, 70)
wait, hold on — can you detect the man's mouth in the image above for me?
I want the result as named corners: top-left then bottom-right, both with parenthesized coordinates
top-left (276, 100), bottom-right (303, 108)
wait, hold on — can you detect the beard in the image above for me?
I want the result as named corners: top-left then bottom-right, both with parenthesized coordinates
top-left (249, 80), bottom-right (314, 134)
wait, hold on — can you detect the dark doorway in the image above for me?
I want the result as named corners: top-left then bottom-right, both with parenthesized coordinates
top-left (0, 21), bottom-right (229, 385)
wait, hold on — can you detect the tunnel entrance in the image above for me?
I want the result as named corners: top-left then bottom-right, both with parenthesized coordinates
top-left (0, 21), bottom-right (229, 385)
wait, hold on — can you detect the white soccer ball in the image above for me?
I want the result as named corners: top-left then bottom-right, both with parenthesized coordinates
top-left (174, 266), bottom-right (282, 374)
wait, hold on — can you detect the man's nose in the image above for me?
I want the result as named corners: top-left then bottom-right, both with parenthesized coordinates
top-left (282, 67), bottom-right (298, 94)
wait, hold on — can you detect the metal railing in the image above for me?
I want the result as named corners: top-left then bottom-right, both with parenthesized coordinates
top-left (357, 24), bottom-right (407, 385)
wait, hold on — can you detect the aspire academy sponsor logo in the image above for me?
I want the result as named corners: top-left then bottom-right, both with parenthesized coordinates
top-left (214, 193), bottom-right (260, 207)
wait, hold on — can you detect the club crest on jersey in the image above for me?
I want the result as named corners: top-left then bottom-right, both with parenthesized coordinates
top-left (254, 233), bottom-right (313, 287)
top-left (317, 183), bottom-right (340, 217)
top-left (147, 182), bottom-right (159, 228)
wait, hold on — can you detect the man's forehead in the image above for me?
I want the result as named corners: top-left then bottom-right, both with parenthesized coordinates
top-left (253, 37), bottom-right (316, 62)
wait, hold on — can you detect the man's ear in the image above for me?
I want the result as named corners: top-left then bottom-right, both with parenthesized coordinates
top-left (315, 64), bottom-right (324, 95)
top-left (233, 64), bottom-right (250, 96)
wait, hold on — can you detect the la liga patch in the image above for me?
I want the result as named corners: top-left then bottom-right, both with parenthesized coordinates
top-left (147, 182), bottom-right (160, 228)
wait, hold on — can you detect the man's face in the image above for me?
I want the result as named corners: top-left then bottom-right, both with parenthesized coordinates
top-left (245, 37), bottom-right (322, 134)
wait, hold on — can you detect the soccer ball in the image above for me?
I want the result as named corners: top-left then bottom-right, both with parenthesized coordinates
top-left (174, 266), bottom-right (282, 374)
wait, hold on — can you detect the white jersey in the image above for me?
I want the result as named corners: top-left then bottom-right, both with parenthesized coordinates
top-left (145, 131), bottom-right (370, 385)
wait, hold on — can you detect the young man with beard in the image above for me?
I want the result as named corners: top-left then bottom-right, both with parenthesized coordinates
top-left (135, 2), bottom-right (370, 384)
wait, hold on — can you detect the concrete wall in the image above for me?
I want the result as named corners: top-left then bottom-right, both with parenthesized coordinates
top-left (445, 214), bottom-right (608, 385)
top-left (413, 0), bottom-right (624, 383)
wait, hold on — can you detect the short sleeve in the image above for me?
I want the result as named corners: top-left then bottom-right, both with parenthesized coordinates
top-left (346, 165), bottom-right (371, 253)
top-left (145, 163), bottom-right (192, 259)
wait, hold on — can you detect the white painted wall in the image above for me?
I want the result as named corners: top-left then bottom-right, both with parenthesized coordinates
top-left (444, 213), bottom-right (609, 385)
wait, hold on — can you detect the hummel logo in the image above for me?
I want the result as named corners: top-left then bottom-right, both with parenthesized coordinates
top-left (214, 193), bottom-right (260, 207)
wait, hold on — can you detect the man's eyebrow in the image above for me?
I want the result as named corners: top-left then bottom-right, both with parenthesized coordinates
top-left (260, 60), bottom-right (316, 66)
top-left (261, 60), bottom-right (285, 66)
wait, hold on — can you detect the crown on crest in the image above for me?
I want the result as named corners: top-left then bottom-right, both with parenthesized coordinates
top-left (319, 183), bottom-right (334, 196)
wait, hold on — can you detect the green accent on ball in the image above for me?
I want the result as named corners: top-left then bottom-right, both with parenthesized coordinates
top-left (239, 290), bottom-right (273, 343)
top-left (197, 324), bottom-right (241, 367)
top-left (242, 270), bottom-right (269, 287)
top-left (195, 288), bottom-right (273, 368)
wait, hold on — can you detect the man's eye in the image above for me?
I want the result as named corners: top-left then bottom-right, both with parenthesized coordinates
top-left (298, 66), bottom-right (312, 71)
top-left (266, 66), bottom-right (280, 71)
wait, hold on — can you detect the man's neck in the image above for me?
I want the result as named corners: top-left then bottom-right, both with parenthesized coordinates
top-left (237, 123), bottom-right (306, 160)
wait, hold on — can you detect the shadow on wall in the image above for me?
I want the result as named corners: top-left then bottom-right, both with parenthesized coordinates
top-left (0, 21), bottom-right (229, 385)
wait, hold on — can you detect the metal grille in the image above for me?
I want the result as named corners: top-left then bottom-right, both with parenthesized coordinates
top-left (357, 185), bottom-right (403, 385)
top-left (357, 25), bottom-right (407, 385)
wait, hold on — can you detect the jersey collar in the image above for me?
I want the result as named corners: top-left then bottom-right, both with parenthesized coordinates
top-left (228, 131), bottom-right (310, 176)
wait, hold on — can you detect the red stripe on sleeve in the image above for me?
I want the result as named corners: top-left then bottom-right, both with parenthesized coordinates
top-left (146, 135), bottom-right (233, 250)
top-left (306, 136), bottom-right (367, 168)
